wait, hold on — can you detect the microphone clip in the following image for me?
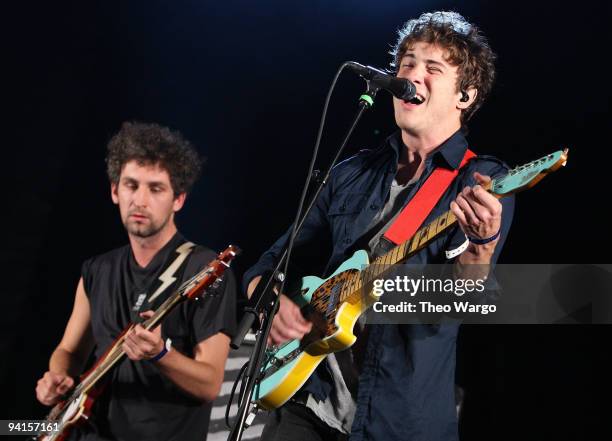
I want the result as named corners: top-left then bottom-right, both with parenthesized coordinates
top-left (359, 80), bottom-right (380, 108)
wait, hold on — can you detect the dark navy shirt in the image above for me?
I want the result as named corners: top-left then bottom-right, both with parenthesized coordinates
top-left (244, 130), bottom-right (515, 441)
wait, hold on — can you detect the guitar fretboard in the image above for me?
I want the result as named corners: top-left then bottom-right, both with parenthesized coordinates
top-left (337, 208), bottom-right (459, 304)
top-left (70, 266), bottom-right (218, 398)
top-left (43, 246), bottom-right (240, 435)
top-left (71, 290), bottom-right (185, 397)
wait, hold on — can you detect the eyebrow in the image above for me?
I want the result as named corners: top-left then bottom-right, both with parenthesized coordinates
top-left (401, 53), bottom-right (447, 68)
top-left (121, 176), bottom-right (168, 188)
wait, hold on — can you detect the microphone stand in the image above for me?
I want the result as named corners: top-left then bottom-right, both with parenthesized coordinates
top-left (227, 81), bottom-right (381, 441)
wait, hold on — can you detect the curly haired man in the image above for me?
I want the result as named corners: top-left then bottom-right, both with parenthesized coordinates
top-left (245, 11), bottom-right (514, 441)
top-left (36, 122), bottom-right (237, 441)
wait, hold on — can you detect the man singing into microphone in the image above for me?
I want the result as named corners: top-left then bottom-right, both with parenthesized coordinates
top-left (245, 11), bottom-right (514, 441)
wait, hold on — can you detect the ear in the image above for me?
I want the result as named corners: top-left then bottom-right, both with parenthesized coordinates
top-left (457, 87), bottom-right (478, 110)
top-left (173, 192), bottom-right (187, 212)
top-left (111, 182), bottom-right (119, 204)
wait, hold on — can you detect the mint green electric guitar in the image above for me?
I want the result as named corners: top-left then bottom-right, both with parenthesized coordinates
top-left (253, 149), bottom-right (569, 410)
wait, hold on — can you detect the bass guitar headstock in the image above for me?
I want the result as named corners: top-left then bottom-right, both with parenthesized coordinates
top-left (183, 245), bottom-right (241, 300)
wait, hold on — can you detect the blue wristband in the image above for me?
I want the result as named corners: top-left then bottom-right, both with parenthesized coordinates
top-left (467, 230), bottom-right (501, 245)
top-left (150, 338), bottom-right (172, 362)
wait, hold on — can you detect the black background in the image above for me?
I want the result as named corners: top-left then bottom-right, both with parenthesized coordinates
top-left (2, 1), bottom-right (605, 439)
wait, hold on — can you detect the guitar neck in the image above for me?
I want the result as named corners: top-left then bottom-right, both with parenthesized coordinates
top-left (73, 258), bottom-right (227, 395)
top-left (74, 288), bottom-right (186, 396)
top-left (336, 209), bottom-right (458, 304)
top-left (47, 244), bottom-right (239, 431)
top-left (361, 148), bottom-right (572, 283)
top-left (73, 256), bottom-right (226, 396)
top-left (368, 209), bottom-right (458, 281)
top-left (339, 163), bottom-right (539, 302)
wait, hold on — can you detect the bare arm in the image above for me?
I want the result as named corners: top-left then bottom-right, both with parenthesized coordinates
top-left (155, 332), bottom-right (231, 402)
top-left (36, 278), bottom-right (94, 405)
top-left (123, 311), bottom-right (231, 402)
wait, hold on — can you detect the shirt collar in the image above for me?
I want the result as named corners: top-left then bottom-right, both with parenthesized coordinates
top-left (387, 129), bottom-right (469, 170)
top-left (129, 231), bottom-right (185, 273)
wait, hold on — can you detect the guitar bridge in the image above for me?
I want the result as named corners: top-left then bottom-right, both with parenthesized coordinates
top-left (260, 347), bottom-right (303, 381)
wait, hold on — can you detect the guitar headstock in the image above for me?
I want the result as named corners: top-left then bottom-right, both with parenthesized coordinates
top-left (183, 245), bottom-right (241, 300)
top-left (490, 148), bottom-right (569, 197)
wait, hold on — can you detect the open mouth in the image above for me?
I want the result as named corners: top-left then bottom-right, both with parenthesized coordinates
top-left (407, 93), bottom-right (425, 105)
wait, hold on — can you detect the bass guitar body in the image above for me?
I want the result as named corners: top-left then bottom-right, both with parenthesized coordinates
top-left (37, 382), bottom-right (105, 441)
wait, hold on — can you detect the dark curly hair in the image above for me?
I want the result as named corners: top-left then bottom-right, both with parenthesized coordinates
top-left (106, 121), bottom-right (204, 195)
top-left (390, 11), bottom-right (496, 123)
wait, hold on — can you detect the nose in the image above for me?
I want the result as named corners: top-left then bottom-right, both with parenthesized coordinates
top-left (406, 70), bottom-right (423, 87)
top-left (400, 64), bottom-right (425, 87)
top-left (132, 186), bottom-right (150, 207)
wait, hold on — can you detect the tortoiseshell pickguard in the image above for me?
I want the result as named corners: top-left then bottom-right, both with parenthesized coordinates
top-left (304, 269), bottom-right (360, 338)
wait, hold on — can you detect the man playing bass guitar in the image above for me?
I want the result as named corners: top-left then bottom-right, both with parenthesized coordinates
top-left (35, 122), bottom-right (237, 441)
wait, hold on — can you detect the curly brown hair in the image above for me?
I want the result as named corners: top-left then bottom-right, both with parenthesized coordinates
top-left (106, 121), bottom-right (204, 195)
top-left (390, 11), bottom-right (496, 123)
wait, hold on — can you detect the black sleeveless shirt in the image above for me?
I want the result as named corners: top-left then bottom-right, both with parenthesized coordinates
top-left (75, 233), bottom-right (236, 441)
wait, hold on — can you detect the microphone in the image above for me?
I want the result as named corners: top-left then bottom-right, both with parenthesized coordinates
top-left (346, 61), bottom-right (421, 103)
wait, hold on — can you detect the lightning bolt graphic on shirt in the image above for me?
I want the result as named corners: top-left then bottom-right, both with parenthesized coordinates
top-left (147, 241), bottom-right (195, 304)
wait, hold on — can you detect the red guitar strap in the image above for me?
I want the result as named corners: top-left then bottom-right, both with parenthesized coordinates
top-left (383, 149), bottom-right (476, 245)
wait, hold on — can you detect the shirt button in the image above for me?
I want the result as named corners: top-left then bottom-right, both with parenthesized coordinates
top-left (344, 238), bottom-right (351, 244)
top-left (370, 204), bottom-right (378, 210)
